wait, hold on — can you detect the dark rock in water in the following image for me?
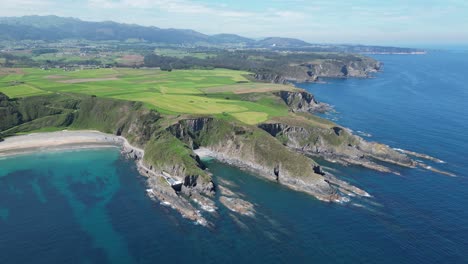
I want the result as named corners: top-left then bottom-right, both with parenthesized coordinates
top-left (274, 164), bottom-right (280, 181)
top-left (313, 165), bottom-right (325, 176)
top-left (219, 196), bottom-right (255, 216)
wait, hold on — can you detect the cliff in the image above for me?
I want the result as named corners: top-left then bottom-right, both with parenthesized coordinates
top-left (308, 58), bottom-right (382, 78)
top-left (275, 90), bottom-right (331, 113)
top-left (166, 117), bottom-right (358, 201)
top-left (0, 92), bottom-right (211, 188)
top-left (258, 115), bottom-right (416, 174)
top-left (0, 92), bottom-right (369, 224)
top-left (259, 91), bottom-right (420, 174)
top-left (0, 88), bottom-right (447, 225)
top-left (254, 56), bottom-right (381, 84)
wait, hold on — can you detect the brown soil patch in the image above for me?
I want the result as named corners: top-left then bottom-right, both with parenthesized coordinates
top-left (46, 75), bottom-right (66, 79)
top-left (234, 86), bottom-right (292, 94)
top-left (118, 54), bottom-right (144, 66)
top-left (201, 83), bottom-right (295, 94)
top-left (58, 77), bottom-right (119, 84)
top-left (0, 68), bottom-right (25, 76)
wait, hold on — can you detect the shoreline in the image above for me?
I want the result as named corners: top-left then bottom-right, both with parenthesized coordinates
top-left (0, 143), bottom-right (121, 159)
top-left (0, 130), bottom-right (125, 158)
top-left (0, 130), bottom-right (210, 226)
top-left (194, 147), bottom-right (370, 201)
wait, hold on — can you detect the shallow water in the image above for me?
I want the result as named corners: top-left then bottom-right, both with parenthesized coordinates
top-left (1, 51), bottom-right (467, 263)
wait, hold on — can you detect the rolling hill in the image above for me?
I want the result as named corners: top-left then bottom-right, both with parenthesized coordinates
top-left (0, 15), bottom-right (424, 53)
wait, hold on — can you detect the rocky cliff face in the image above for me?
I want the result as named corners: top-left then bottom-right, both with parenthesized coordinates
top-left (167, 117), bottom-right (368, 202)
top-left (308, 59), bottom-right (382, 78)
top-left (1, 90), bottom-right (425, 225)
top-left (253, 72), bottom-right (292, 84)
top-left (274, 90), bottom-right (331, 113)
top-left (258, 121), bottom-right (415, 174)
top-left (0, 92), bottom-right (213, 196)
top-left (253, 57), bottom-right (381, 84)
top-left (0, 92), bottom-right (220, 225)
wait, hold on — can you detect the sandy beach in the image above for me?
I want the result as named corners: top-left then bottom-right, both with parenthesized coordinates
top-left (0, 130), bottom-right (125, 157)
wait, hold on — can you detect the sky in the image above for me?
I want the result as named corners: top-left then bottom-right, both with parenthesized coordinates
top-left (1, 0), bottom-right (468, 46)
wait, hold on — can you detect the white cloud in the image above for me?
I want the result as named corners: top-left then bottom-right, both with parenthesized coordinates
top-left (0, 0), bottom-right (466, 44)
top-left (274, 11), bottom-right (306, 19)
top-left (87, 0), bottom-right (253, 17)
top-left (0, 0), bottom-right (54, 16)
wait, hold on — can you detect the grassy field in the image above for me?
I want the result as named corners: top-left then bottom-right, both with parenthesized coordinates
top-left (32, 53), bottom-right (120, 65)
top-left (155, 48), bottom-right (211, 59)
top-left (0, 67), bottom-right (292, 124)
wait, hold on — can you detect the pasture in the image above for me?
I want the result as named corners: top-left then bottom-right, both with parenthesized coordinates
top-left (155, 48), bottom-right (211, 59)
top-left (0, 68), bottom-right (292, 124)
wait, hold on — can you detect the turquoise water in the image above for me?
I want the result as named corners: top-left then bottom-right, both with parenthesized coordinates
top-left (1, 52), bottom-right (467, 263)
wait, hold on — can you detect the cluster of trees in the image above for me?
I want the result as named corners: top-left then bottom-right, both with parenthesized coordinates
top-left (143, 50), bottom-right (363, 74)
top-left (31, 48), bottom-right (58, 56)
top-left (0, 52), bottom-right (111, 68)
top-left (144, 51), bottom-right (271, 72)
top-left (0, 52), bottom-right (34, 67)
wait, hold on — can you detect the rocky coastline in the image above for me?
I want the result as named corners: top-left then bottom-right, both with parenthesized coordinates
top-left (194, 147), bottom-right (370, 202)
top-left (258, 121), bottom-right (454, 177)
top-left (0, 130), bottom-right (374, 226)
top-left (118, 134), bottom-right (216, 226)
top-left (254, 57), bottom-right (382, 84)
top-left (0, 80), bottom-right (455, 227)
top-left (0, 131), bottom-right (213, 226)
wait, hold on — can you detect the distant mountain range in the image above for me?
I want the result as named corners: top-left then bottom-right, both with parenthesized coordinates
top-left (0, 16), bottom-right (424, 53)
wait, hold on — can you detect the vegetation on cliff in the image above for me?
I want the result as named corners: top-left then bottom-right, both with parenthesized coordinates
top-left (0, 65), bottom-right (431, 185)
top-left (1, 62), bottom-right (444, 222)
top-left (0, 68), bottom-right (293, 124)
top-left (143, 50), bottom-right (381, 83)
top-left (0, 88), bottom-right (336, 198)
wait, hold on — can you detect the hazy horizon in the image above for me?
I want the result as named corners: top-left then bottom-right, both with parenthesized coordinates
top-left (1, 0), bottom-right (467, 47)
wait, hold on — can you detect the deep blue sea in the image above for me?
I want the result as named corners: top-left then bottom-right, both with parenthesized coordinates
top-left (1, 51), bottom-right (467, 263)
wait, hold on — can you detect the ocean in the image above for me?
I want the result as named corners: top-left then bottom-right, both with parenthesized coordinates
top-left (1, 51), bottom-right (467, 263)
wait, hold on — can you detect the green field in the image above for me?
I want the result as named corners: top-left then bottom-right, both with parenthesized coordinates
top-left (31, 52), bottom-right (120, 65)
top-left (155, 48), bottom-right (211, 59)
top-left (0, 68), bottom-right (292, 124)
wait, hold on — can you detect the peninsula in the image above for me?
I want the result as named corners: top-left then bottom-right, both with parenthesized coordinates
top-left (0, 68), bottom-right (451, 225)
top-left (0, 16), bottom-right (446, 225)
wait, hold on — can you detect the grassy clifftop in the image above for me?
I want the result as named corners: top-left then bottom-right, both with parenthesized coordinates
top-left (0, 92), bottom-right (211, 179)
top-left (0, 68), bottom-right (293, 124)
top-left (0, 65), bottom-right (419, 202)
top-left (0, 89), bottom-right (339, 199)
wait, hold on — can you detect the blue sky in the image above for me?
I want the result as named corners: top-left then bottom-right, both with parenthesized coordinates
top-left (2, 0), bottom-right (468, 45)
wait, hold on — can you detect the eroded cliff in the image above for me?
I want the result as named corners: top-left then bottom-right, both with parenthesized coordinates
top-left (254, 56), bottom-right (381, 84)
top-left (0, 88), bottom-right (448, 226)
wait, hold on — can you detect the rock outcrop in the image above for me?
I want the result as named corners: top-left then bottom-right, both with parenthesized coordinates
top-left (258, 121), bottom-right (416, 174)
top-left (0, 93), bottom-right (217, 225)
top-left (274, 90), bottom-right (331, 113)
top-left (2, 89), bottom-right (451, 227)
top-left (168, 117), bottom-right (368, 202)
top-left (253, 57), bottom-right (381, 84)
top-left (307, 59), bottom-right (382, 79)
